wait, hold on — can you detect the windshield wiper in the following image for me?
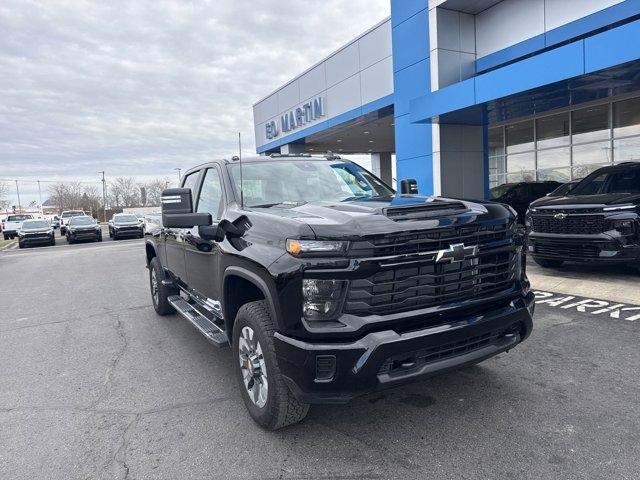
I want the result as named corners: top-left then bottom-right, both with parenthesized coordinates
top-left (249, 201), bottom-right (307, 209)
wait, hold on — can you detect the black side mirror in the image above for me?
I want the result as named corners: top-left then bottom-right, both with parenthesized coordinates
top-left (161, 188), bottom-right (212, 228)
top-left (400, 178), bottom-right (418, 194)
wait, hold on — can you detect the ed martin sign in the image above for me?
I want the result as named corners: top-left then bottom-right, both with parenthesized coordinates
top-left (265, 97), bottom-right (325, 140)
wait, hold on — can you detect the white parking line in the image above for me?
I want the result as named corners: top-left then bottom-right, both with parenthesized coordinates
top-left (534, 291), bottom-right (640, 321)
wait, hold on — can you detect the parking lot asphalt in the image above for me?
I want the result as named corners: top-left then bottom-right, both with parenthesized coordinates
top-left (1, 241), bottom-right (639, 480)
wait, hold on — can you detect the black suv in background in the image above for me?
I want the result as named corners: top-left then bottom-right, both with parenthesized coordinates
top-left (144, 154), bottom-right (534, 429)
top-left (527, 162), bottom-right (640, 269)
top-left (490, 181), bottom-right (561, 224)
top-left (66, 216), bottom-right (102, 244)
top-left (109, 214), bottom-right (144, 240)
top-left (18, 219), bottom-right (55, 248)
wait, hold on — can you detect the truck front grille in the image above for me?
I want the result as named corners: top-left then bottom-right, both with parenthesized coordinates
top-left (531, 215), bottom-right (606, 234)
top-left (349, 222), bottom-right (512, 258)
top-left (344, 250), bottom-right (517, 316)
top-left (533, 242), bottom-right (601, 258)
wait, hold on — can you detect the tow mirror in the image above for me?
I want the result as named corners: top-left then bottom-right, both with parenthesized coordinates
top-left (161, 188), bottom-right (212, 228)
top-left (400, 178), bottom-right (419, 194)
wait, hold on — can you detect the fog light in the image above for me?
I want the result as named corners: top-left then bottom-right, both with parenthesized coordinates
top-left (315, 355), bottom-right (336, 382)
top-left (302, 279), bottom-right (348, 321)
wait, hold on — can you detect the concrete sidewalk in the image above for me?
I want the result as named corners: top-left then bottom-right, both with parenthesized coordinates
top-left (528, 259), bottom-right (640, 305)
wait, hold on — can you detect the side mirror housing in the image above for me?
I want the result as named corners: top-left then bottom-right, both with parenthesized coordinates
top-left (161, 188), bottom-right (212, 228)
top-left (400, 178), bottom-right (418, 194)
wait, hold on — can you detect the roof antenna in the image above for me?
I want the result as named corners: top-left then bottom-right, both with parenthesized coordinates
top-left (238, 131), bottom-right (244, 209)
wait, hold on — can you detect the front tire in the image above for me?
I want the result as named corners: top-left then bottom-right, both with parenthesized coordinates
top-left (18, 241), bottom-right (24, 249)
top-left (149, 257), bottom-right (177, 315)
top-left (233, 300), bottom-right (309, 430)
top-left (533, 257), bottom-right (564, 268)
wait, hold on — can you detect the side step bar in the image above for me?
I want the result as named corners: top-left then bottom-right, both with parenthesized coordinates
top-left (168, 295), bottom-right (229, 348)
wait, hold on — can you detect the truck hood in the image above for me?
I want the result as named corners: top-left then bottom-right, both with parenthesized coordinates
top-left (530, 192), bottom-right (640, 209)
top-left (250, 195), bottom-right (504, 239)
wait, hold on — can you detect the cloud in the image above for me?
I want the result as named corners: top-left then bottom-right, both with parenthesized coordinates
top-left (0, 0), bottom-right (389, 205)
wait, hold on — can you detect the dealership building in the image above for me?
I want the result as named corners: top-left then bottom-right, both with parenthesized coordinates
top-left (253, 0), bottom-right (640, 198)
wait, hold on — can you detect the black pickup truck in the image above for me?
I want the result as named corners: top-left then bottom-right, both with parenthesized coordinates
top-left (144, 154), bottom-right (534, 429)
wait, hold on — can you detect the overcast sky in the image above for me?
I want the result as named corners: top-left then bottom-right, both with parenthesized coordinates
top-left (0, 0), bottom-right (389, 206)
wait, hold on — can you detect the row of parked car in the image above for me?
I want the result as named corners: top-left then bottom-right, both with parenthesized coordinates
top-left (1, 210), bottom-right (160, 249)
top-left (491, 162), bottom-right (640, 270)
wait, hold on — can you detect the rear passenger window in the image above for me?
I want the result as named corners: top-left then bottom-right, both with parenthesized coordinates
top-left (197, 168), bottom-right (224, 219)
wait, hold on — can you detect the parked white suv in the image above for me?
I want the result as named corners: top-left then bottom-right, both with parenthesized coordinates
top-left (3, 214), bottom-right (33, 240)
top-left (59, 210), bottom-right (86, 235)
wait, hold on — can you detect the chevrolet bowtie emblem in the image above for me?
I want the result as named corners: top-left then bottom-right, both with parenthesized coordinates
top-left (554, 213), bottom-right (568, 220)
top-left (435, 243), bottom-right (478, 263)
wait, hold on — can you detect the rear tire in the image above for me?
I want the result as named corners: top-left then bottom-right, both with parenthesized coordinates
top-left (533, 257), bottom-right (563, 268)
top-left (149, 257), bottom-right (177, 315)
top-left (233, 300), bottom-right (310, 430)
top-left (2, 234), bottom-right (7, 240)
top-left (67, 235), bottom-right (73, 244)
top-left (50, 237), bottom-right (55, 246)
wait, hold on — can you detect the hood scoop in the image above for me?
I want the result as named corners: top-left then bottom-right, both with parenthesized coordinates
top-left (383, 201), bottom-right (469, 221)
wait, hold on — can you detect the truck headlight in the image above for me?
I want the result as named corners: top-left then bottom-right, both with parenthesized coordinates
top-left (610, 219), bottom-right (636, 236)
top-left (302, 279), bottom-right (348, 321)
top-left (286, 239), bottom-right (348, 257)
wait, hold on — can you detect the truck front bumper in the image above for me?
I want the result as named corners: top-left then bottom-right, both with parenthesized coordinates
top-left (529, 232), bottom-right (640, 264)
top-left (274, 292), bottom-right (534, 404)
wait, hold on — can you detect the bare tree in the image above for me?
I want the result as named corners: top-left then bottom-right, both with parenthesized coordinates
top-left (144, 178), bottom-right (170, 207)
top-left (48, 182), bottom-right (103, 215)
top-left (0, 181), bottom-right (10, 211)
top-left (108, 177), bottom-right (141, 208)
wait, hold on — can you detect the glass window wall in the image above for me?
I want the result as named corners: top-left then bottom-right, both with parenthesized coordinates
top-left (488, 95), bottom-right (640, 188)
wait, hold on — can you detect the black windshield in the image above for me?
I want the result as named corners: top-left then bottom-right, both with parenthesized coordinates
top-left (21, 220), bottom-right (49, 229)
top-left (70, 217), bottom-right (96, 226)
top-left (229, 160), bottom-right (394, 207)
top-left (570, 167), bottom-right (640, 195)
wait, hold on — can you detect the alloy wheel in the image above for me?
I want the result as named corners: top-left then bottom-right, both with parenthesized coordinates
top-left (238, 326), bottom-right (268, 408)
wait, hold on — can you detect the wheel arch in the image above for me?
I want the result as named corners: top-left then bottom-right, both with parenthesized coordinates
top-left (223, 266), bottom-right (280, 339)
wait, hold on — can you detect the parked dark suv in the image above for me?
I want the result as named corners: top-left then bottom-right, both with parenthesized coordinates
top-left (490, 181), bottom-right (562, 224)
top-left (527, 162), bottom-right (640, 268)
top-left (144, 154), bottom-right (535, 429)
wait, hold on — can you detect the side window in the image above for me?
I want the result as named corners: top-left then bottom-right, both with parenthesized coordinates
top-left (196, 168), bottom-right (224, 219)
top-left (181, 171), bottom-right (199, 200)
top-left (513, 184), bottom-right (529, 201)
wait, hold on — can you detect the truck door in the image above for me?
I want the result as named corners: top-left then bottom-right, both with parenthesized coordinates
top-left (164, 170), bottom-right (201, 284)
top-left (184, 166), bottom-right (224, 306)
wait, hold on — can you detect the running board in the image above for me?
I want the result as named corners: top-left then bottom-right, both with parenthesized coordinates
top-left (168, 295), bottom-right (229, 347)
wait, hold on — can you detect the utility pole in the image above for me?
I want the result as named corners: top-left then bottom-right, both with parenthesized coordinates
top-left (15, 180), bottom-right (21, 212)
top-left (37, 180), bottom-right (42, 213)
top-left (174, 167), bottom-right (181, 184)
top-left (99, 171), bottom-right (107, 222)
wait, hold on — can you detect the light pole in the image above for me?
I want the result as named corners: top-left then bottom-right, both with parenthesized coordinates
top-left (99, 171), bottom-right (107, 222)
top-left (37, 180), bottom-right (42, 213)
top-left (15, 180), bottom-right (21, 212)
top-left (174, 167), bottom-right (182, 184)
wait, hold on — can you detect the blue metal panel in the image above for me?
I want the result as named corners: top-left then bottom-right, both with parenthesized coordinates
top-left (410, 78), bottom-right (476, 124)
top-left (476, 35), bottom-right (546, 73)
top-left (395, 114), bottom-right (432, 162)
top-left (256, 94), bottom-right (394, 154)
top-left (476, 0), bottom-right (640, 73)
top-left (584, 18), bottom-right (640, 72)
top-left (394, 58), bottom-right (430, 117)
top-left (475, 41), bottom-right (585, 104)
top-left (396, 155), bottom-right (434, 195)
top-left (546, 0), bottom-right (640, 46)
top-left (390, 0), bottom-right (428, 28)
top-left (392, 8), bottom-right (430, 72)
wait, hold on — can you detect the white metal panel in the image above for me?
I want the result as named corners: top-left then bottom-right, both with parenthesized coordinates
top-left (299, 64), bottom-right (327, 101)
top-left (325, 42), bottom-right (360, 88)
top-left (276, 81), bottom-right (300, 112)
top-left (253, 94), bottom-right (279, 125)
top-left (459, 12), bottom-right (476, 54)
top-left (476, 0), bottom-right (545, 57)
top-left (360, 56), bottom-right (393, 104)
top-left (436, 8), bottom-right (461, 51)
top-left (435, 49), bottom-right (461, 87)
top-left (326, 74), bottom-right (362, 117)
top-left (358, 20), bottom-right (392, 69)
top-left (544, 0), bottom-right (623, 31)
